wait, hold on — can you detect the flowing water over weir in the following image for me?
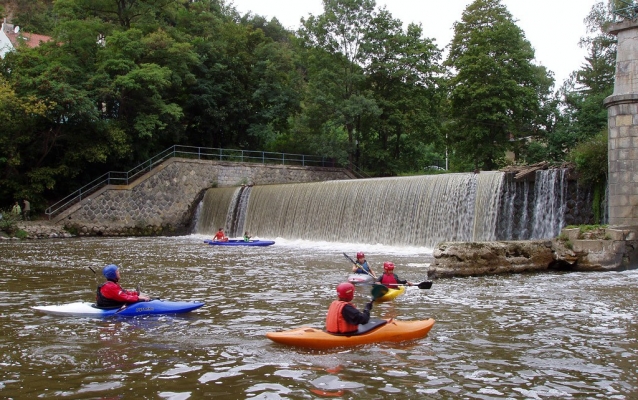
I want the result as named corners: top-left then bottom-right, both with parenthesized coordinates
top-left (195, 170), bottom-right (572, 248)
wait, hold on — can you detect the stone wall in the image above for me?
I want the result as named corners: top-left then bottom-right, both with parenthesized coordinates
top-left (58, 158), bottom-right (353, 236)
top-left (604, 20), bottom-right (638, 227)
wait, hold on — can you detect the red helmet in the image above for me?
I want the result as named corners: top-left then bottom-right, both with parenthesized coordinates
top-left (383, 262), bottom-right (395, 272)
top-left (336, 282), bottom-right (355, 301)
top-left (356, 252), bottom-right (365, 259)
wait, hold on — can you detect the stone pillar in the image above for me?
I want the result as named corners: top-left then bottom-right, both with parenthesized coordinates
top-left (604, 20), bottom-right (638, 228)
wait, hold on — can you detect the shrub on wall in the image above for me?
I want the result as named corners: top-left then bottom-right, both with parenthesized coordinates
top-left (568, 130), bottom-right (607, 223)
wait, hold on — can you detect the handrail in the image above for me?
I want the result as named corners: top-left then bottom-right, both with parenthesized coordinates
top-left (45, 145), bottom-right (340, 219)
top-left (613, 1), bottom-right (638, 21)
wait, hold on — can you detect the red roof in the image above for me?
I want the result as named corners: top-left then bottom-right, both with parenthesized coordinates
top-left (6, 31), bottom-right (52, 48)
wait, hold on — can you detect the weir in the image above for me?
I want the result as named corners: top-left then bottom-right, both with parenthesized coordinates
top-left (194, 169), bottom-right (578, 248)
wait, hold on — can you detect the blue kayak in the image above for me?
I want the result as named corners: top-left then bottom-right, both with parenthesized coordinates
top-left (32, 299), bottom-right (205, 318)
top-left (204, 239), bottom-right (275, 246)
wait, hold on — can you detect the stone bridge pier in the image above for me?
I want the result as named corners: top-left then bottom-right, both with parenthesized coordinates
top-left (605, 19), bottom-right (638, 230)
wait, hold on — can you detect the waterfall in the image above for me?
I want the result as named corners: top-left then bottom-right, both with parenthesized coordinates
top-left (193, 187), bottom-right (238, 235)
top-left (473, 172), bottom-right (505, 241)
top-left (194, 169), bottom-right (572, 247)
top-left (496, 169), bottom-right (569, 240)
top-left (228, 186), bottom-right (252, 237)
top-left (196, 172), bottom-right (504, 248)
top-left (529, 169), bottom-right (567, 239)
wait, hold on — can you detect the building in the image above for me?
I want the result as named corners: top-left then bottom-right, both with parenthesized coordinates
top-left (0, 20), bottom-right (52, 58)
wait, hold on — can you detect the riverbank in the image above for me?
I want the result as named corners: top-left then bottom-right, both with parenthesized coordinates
top-left (1, 220), bottom-right (74, 240)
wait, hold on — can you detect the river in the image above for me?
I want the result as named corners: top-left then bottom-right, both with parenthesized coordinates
top-left (1, 236), bottom-right (636, 399)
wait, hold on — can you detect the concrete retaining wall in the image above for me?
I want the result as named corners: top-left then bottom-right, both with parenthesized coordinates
top-left (58, 158), bottom-right (353, 236)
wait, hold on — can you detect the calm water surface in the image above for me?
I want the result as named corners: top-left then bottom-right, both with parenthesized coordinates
top-left (1, 236), bottom-right (637, 399)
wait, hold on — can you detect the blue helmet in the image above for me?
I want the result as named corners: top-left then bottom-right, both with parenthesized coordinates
top-left (102, 264), bottom-right (119, 280)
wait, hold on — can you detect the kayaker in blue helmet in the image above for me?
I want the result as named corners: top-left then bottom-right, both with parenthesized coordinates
top-left (96, 264), bottom-right (150, 308)
top-left (351, 251), bottom-right (377, 278)
top-left (326, 282), bottom-right (373, 334)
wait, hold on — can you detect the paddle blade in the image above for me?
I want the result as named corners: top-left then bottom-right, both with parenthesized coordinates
top-left (418, 281), bottom-right (433, 289)
top-left (371, 284), bottom-right (389, 300)
top-left (342, 252), bottom-right (356, 264)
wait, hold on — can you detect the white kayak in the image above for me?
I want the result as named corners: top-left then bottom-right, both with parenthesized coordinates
top-left (32, 299), bottom-right (205, 318)
top-left (347, 273), bottom-right (375, 285)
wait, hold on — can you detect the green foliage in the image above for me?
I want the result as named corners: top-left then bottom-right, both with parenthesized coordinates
top-left (0, 0), bottom-right (619, 209)
top-left (298, 0), bottom-right (443, 175)
top-left (577, 224), bottom-right (608, 234)
top-left (11, 0), bottom-right (56, 34)
top-left (0, 210), bottom-right (20, 234)
top-left (542, 3), bottom-right (614, 164)
top-left (64, 225), bottom-right (79, 236)
top-left (568, 129), bottom-right (607, 186)
top-left (444, 0), bottom-right (553, 171)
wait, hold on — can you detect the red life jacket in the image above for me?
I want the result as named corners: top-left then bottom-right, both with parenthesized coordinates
top-left (380, 273), bottom-right (399, 289)
top-left (325, 301), bottom-right (359, 333)
top-left (214, 231), bottom-right (228, 241)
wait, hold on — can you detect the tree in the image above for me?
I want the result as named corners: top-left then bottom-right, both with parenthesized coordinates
top-left (541, 1), bottom-right (614, 163)
top-left (445, 0), bottom-right (552, 171)
top-left (298, 0), bottom-right (381, 167)
top-left (362, 12), bottom-right (443, 174)
top-left (0, 75), bottom-right (52, 204)
top-left (297, 0), bottom-right (443, 174)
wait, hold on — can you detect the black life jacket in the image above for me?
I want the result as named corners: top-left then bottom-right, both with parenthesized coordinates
top-left (96, 283), bottom-right (125, 308)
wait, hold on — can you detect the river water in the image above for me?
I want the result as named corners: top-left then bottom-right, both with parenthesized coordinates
top-left (1, 236), bottom-right (637, 399)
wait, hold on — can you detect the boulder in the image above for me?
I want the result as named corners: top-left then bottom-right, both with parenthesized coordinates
top-left (430, 240), bottom-right (555, 279)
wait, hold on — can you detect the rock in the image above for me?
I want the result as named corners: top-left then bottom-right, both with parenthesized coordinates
top-left (431, 227), bottom-right (638, 279)
top-left (431, 240), bottom-right (555, 279)
top-left (13, 221), bottom-right (75, 240)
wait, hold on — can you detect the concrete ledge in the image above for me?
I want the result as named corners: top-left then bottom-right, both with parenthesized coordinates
top-left (604, 93), bottom-right (638, 108)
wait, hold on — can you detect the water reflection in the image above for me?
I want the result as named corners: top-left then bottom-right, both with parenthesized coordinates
top-left (0, 236), bottom-right (637, 398)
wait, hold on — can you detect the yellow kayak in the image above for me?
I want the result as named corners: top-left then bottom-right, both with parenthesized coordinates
top-left (266, 318), bottom-right (435, 350)
top-left (375, 285), bottom-right (405, 302)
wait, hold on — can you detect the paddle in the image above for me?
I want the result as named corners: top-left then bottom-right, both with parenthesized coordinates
top-left (371, 280), bottom-right (433, 299)
top-left (371, 284), bottom-right (390, 300)
top-left (415, 281), bottom-right (433, 289)
top-left (344, 254), bottom-right (432, 289)
top-left (343, 252), bottom-right (376, 279)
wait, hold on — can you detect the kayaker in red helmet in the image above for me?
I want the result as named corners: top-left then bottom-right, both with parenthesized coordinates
top-left (326, 282), bottom-right (373, 334)
top-left (351, 251), bottom-right (377, 278)
top-left (377, 262), bottom-right (413, 289)
top-left (96, 264), bottom-right (150, 308)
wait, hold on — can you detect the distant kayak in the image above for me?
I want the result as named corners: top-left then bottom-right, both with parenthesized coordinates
top-left (347, 273), bottom-right (375, 285)
top-left (32, 299), bottom-right (205, 318)
top-left (204, 239), bottom-right (275, 246)
top-left (266, 318), bottom-right (435, 349)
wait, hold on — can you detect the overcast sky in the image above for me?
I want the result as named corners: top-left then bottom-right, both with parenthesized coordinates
top-left (229, 0), bottom-right (601, 87)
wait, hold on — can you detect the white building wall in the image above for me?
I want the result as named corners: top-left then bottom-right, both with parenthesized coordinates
top-left (0, 22), bottom-right (15, 58)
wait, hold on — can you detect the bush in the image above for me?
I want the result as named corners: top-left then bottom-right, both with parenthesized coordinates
top-left (0, 210), bottom-right (20, 235)
top-left (568, 130), bottom-right (607, 186)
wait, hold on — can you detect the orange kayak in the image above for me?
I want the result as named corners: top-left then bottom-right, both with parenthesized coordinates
top-left (266, 318), bottom-right (435, 350)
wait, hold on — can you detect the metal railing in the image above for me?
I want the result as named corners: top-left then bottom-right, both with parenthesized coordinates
top-left (613, 1), bottom-right (638, 21)
top-left (45, 145), bottom-right (339, 219)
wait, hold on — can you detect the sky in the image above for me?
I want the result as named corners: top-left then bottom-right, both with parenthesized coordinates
top-left (229, 0), bottom-right (601, 87)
